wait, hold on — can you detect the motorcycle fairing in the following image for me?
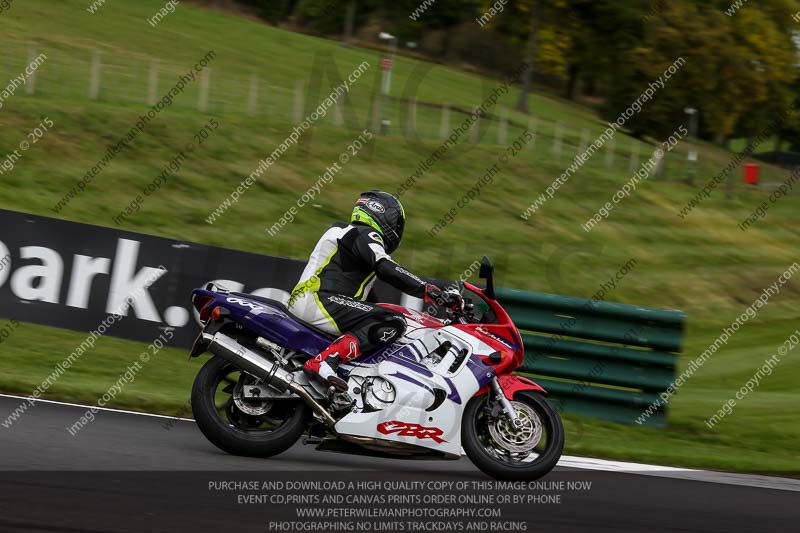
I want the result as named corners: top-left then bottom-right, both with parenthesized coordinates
top-left (191, 289), bottom-right (331, 356)
top-left (334, 321), bottom-right (497, 457)
top-left (194, 288), bottom-right (536, 456)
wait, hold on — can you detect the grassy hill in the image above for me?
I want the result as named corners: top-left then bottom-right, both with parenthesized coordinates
top-left (1, 0), bottom-right (799, 474)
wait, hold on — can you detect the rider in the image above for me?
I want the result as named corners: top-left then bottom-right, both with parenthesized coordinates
top-left (288, 190), bottom-right (460, 390)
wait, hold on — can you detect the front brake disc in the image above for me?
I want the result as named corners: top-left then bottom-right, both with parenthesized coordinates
top-left (488, 400), bottom-right (542, 453)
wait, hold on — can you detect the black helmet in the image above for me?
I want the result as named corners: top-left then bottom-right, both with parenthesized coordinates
top-left (350, 190), bottom-right (406, 253)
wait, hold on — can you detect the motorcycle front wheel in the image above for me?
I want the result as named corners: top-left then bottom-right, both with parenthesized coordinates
top-left (462, 390), bottom-right (564, 481)
top-left (191, 355), bottom-right (311, 457)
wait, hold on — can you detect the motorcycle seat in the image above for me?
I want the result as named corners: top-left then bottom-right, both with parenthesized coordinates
top-left (231, 292), bottom-right (337, 340)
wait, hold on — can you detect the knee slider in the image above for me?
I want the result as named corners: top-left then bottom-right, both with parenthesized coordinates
top-left (368, 316), bottom-right (406, 346)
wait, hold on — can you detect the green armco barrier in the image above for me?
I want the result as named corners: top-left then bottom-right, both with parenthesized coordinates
top-left (498, 287), bottom-right (684, 352)
top-left (495, 287), bottom-right (685, 427)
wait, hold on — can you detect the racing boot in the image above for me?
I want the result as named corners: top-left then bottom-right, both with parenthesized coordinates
top-left (304, 333), bottom-right (360, 391)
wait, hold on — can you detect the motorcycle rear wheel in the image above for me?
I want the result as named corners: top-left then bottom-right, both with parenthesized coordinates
top-left (191, 355), bottom-right (311, 457)
top-left (462, 390), bottom-right (564, 481)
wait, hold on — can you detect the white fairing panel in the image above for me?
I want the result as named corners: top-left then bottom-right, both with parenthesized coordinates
top-left (335, 322), bottom-right (496, 457)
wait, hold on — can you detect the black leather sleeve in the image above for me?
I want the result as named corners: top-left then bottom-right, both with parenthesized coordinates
top-left (375, 259), bottom-right (427, 298)
top-left (348, 227), bottom-right (427, 298)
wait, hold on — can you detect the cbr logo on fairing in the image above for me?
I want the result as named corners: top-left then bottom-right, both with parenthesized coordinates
top-left (377, 421), bottom-right (446, 443)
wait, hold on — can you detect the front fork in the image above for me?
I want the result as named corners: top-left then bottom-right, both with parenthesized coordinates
top-left (490, 377), bottom-right (523, 430)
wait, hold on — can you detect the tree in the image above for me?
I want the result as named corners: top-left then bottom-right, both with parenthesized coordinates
top-left (477, 0), bottom-right (569, 112)
top-left (560, 0), bottom-right (643, 101)
top-left (237, 0), bottom-right (800, 147)
top-left (516, 2), bottom-right (541, 112)
top-left (236, 0), bottom-right (298, 22)
top-left (343, 0), bottom-right (356, 47)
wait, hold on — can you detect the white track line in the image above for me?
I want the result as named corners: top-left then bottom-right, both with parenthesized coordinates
top-left (558, 455), bottom-right (695, 473)
top-left (2, 393), bottom-right (798, 491)
top-left (0, 393), bottom-right (194, 422)
top-left (559, 455), bottom-right (800, 492)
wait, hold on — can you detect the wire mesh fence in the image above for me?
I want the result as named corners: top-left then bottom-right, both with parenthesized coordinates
top-left (0, 38), bottom-right (790, 188)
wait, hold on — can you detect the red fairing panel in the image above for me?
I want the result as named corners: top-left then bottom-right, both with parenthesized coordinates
top-left (472, 374), bottom-right (547, 399)
top-left (497, 374), bottom-right (547, 397)
top-left (378, 303), bottom-right (445, 329)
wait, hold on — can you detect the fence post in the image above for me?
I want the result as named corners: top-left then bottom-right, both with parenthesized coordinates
top-left (247, 74), bottom-right (259, 117)
top-left (147, 60), bottom-right (159, 106)
top-left (552, 122), bottom-right (563, 158)
top-left (25, 44), bottom-right (38, 95)
top-left (55, 58), bottom-right (65, 98)
top-left (527, 117), bottom-right (537, 150)
top-left (605, 136), bottom-right (615, 168)
top-left (439, 106), bottom-right (450, 140)
top-left (88, 50), bottom-right (102, 100)
top-left (293, 80), bottom-right (304, 124)
top-left (629, 139), bottom-right (640, 173)
top-left (654, 148), bottom-right (666, 178)
top-left (498, 109), bottom-right (508, 145)
top-left (407, 98), bottom-right (417, 137)
top-left (578, 129), bottom-right (589, 155)
top-left (333, 97), bottom-right (344, 126)
top-left (371, 93), bottom-right (383, 133)
top-left (198, 68), bottom-right (210, 112)
top-left (469, 114), bottom-right (480, 144)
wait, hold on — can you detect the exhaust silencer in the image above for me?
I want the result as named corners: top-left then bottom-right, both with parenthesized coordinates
top-left (203, 332), bottom-right (336, 428)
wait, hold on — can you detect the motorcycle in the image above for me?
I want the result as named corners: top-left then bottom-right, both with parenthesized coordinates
top-left (187, 257), bottom-right (564, 480)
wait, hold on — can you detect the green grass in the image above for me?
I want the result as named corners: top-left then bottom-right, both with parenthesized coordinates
top-left (0, 322), bottom-right (201, 417)
top-left (1, 0), bottom-right (799, 475)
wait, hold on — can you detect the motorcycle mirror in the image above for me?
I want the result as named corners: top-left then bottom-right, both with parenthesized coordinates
top-left (479, 256), bottom-right (495, 300)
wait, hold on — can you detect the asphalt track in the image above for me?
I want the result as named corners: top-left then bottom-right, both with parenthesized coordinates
top-left (0, 395), bottom-right (797, 533)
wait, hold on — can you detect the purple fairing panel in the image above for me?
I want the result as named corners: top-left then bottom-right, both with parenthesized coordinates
top-left (356, 344), bottom-right (433, 376)
top-left (386, 342), bottom-right (496, 390)
top-left (387, 372), bottom-right (434, 395)
top-left (355, 339), bottom-right (495, 395)
top-left (467, 357), bottom-right (496, 389)
top-left (191, 289), bottom-right (331, 356)
top-left (191, 289), bottom-right (499, 391)
top-left (443, 377), bottom-right (462, 405)
top-left (355, 342), bottom-right (409, 366)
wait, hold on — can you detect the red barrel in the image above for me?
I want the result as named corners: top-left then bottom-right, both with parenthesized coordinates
top-left (744, 163), bottom-right (759, 185)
